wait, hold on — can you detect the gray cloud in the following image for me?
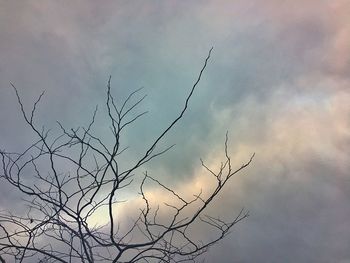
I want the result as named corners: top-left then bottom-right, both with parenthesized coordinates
top-left (0, 1), bottom-right (349, 262)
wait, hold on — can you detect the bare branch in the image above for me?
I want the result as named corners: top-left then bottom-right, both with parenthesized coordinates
top-left (1, 48), bottom-right (254, 262)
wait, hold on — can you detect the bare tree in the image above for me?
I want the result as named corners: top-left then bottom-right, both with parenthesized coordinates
top-left (0, 49), bottom-right (254, 263)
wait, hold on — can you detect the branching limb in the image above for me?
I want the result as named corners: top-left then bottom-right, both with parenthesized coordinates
top-left (0, 48), bottom-right (254, 262)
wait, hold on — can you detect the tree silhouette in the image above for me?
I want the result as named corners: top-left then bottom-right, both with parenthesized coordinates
top-left (0, 49), bottom-right (254, 262)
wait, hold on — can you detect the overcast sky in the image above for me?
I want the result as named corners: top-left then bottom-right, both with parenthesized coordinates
top-left (0, 1), bottom-right (350, 262)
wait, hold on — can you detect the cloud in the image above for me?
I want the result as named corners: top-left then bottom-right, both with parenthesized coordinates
top-left (0, 1), bottom-right (349, 262)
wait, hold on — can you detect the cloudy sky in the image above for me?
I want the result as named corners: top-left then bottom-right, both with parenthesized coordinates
top-left (0, 1), bottom-right (349, 262)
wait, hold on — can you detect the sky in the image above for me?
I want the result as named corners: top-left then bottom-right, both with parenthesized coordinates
top-left (0, 0), bottom-right (350, 262)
